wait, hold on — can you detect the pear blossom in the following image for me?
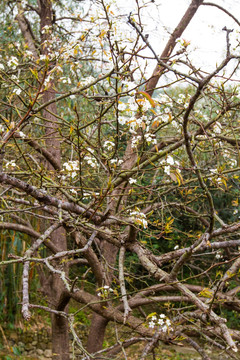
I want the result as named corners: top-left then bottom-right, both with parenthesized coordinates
top-left (158, 318), bottom-right (164, 326)
top-left (18, 131), bottom-right (26, 138)
top-left (5, 160), bottom-right (17, 169)
top-left (148, 313), bottom-right (172, 332)
top-left (85, 155), bottom-right (98, 168)
top-left (103, 141), bottom-right (115, 150)
top-left (129, 209), bottom-right (148, 228)
top-left (213, 122), bottom-right (222, 134)
top-left (13, 88), bottom-right (21, 95)
top-left (145, 133), bottom-right (157, 145)
top-left (149, 320), bottom-right (155, 328)
top-left (97, 285), bottom-right (114, 298)
top-left (7, 56), bottom-right (18, 69)
top-left (63, 160), bottom-right (79, 178)
top-left (129, 178), bottom-right (137, 184)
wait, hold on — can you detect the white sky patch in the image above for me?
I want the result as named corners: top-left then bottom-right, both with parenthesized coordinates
top-left (117, 0), bottom-right (240, 75)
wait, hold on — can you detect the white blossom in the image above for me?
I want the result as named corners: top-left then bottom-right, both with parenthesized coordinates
top-left (162, 325), bottom-right (168, 333)
top-left (129, 209), bottom-right (148, 228)
top-left (18, 131), bottom-right (26, 138)
top-left (215, 251), bottom-right (223, 260)
top-left (85, 155), bottom-right (98, 168)
top-left (103, 141), bottom-right (115, 150)
top-left (164, 107), bottom-right (171, 114)
top-left (149, 320), bottom-right (155, 328)
top-left (60, 76), bottom-right (71, 84)
top-left (5, 160), bottom-right (17, 169)
top-left (7, 56), bottom-right (18, 69)
top-left (118, 116), bottom-right (128, 125)
top-left (166, 319), bottom-right (171, 326)
top-left (158, 318), bottom-right (164, 326)
top-left (70, 189), bottom-right (77, 195)
top-left (148, 313), bottom-right (172, 332)
top-left (62, 160), bottom-right (79, 178)
top-left (213, 122), bottom-right (222, 134)
top-left (81, 76), bottom-right (95, 86)
top-left (118, 102), bottom-right (127, 111)
top-left (131, 135), bottom-right (141, 148)
top-left (13, 88), bottom-right (21, 95)
top-left (97, 285), bottom-right (114, 298)
top-left (129, 178), bottom-right (137, 184)
top-left (39, 54), bottom-right (48, 61)
top-left (25, 50), bottom-right (34, 58)
top-left (145, 132), bottom-right (157, 145)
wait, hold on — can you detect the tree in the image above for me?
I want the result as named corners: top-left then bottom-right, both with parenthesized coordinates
top-left (0, 0), bottom-right (240, 359)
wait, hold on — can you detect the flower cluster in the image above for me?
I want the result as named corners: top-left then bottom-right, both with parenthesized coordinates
top-left (129, 177), bottom-right (137, 185)
top-left (85, 154), bottom-right (98, 168)
top-left (148, 313), bottom-right (173, 333)
top-left (13, 88), bottom-right (21, 95)
top-left (5, 160), bottom-right (17, 170)
top-left (209, 168), bottom-right (222, 186)
top-left (162, 155), bottom-right (180, 176)
top-left (129, 208), bottom-right (148, 228)
top-left (103, 140), bottom-right (115, 151)
top-left (97, 285), bottom-right (114, 299)
top-left (215, 251), bottom-right (223, 260)
top-left (62, 160), bottom-right (79, 178)
top-left (110, 158), bottom-right (123, 166)
top-left (7, 56), bottom-right (18, 69)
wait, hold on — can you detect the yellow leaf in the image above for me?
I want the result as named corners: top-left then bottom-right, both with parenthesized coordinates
top-left (138, 91), bottom-right (156, 108)
top-left (198, 288), bottom-right (213, 298)
top-left (232, 199), bottom-right (239, 206)
top-left (146, 312), bottom-right (157, 319)
top-left (30, 68), bottom-right (39, 80)
top-left (152, 120), bottom-right (159, 129)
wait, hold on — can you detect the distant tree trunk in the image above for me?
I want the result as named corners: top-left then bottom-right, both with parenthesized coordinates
top-left (39, 1), bottom-right (70, 358)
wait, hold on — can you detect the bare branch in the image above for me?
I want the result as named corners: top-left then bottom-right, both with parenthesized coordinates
top-left (119, 246), bottom-right (131, 323)
top-left (202, 2), bottom-right (240, 27)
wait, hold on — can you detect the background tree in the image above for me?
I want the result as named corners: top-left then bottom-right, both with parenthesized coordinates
top-left (0, 0), bottom-right (240, 359)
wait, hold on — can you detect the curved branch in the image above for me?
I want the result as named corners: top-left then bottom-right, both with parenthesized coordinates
top-left (202, 2), bottom-right (240, 27)
top-left (16, 134), bottom-right (61, 170)
top-left (0, 222), bottom-right (59, 253)
top-left (0, 171), bottom-right (101, 222)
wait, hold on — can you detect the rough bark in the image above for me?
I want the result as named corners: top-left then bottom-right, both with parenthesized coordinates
top-left (86, 314), bottom-right (109, 354)
top-left (39, 0), bottom-right (69, 358)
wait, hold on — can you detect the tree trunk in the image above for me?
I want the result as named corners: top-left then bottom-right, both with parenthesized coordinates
top-left (86, 242), bottom-right (118, 353)
top-left (45, 227), bottom-right (70, 359)
top-left (52, 311), bottom-right (69, 360)
top-left (86, 314), bottom-right (109, 354)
